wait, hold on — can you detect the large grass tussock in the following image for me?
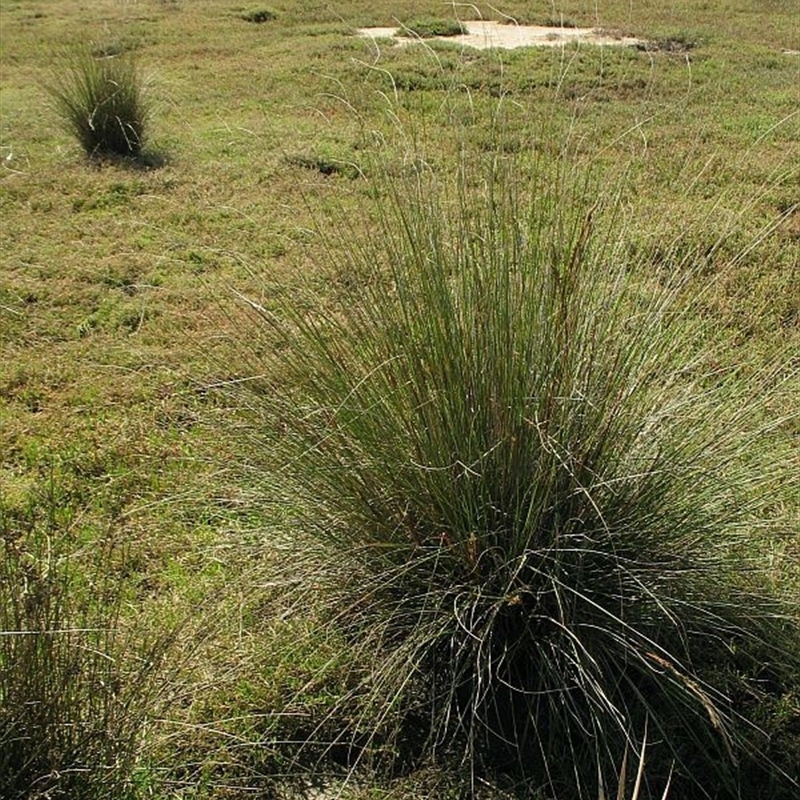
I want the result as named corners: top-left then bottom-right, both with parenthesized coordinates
top-left (245, 160), bottom-right (799, 798)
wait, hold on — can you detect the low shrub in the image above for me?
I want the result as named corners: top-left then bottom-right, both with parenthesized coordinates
top-left (48, 47), bottom-right (150, 159)
top-left (542, 16), bottom-right (579, 29)
top-left (400, 17), bottom-right (467, 39)
top-left (244, 159), bottom-right (799, 798)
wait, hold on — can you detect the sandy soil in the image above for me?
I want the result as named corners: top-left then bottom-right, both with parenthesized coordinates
top-left (357, 21), bottom-right (645, 50)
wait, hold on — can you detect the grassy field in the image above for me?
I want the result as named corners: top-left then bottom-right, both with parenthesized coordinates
top-left (1, 1), bottom-right (798, 798)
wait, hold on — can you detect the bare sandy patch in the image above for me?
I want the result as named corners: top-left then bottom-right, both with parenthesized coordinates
top-left (357, 20), bottom-right (645, 50)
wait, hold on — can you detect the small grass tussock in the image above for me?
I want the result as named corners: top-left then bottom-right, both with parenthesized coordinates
top-left (0, 473), bottom-right (174, 799)
top-left (241, 158), bottom-right (800, 798)
top-left (47, 46), bottom-right (150, 160)
top-left (241, 8), bottom-right (276, 24)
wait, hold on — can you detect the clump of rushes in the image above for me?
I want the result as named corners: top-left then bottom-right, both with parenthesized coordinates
top-left (247, 160), bottom-right (799, 798)
top-left (48, 47), bottom-right (149, 159)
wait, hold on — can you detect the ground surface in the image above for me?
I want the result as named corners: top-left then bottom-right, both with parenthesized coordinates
top-left (358, 21), bottom-right (645, 49)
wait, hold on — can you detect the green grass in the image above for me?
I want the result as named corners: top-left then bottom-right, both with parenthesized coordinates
top-left (0, 0), bottom-right (798, 797)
